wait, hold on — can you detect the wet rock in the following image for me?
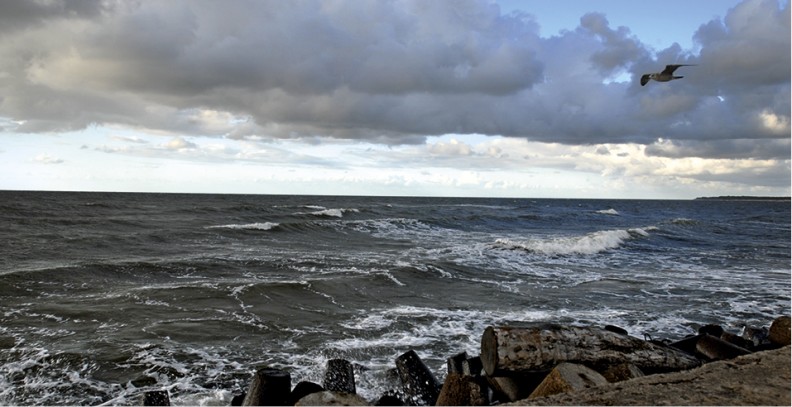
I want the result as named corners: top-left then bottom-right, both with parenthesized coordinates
top-left (769, 316), bottom-right (791, 346)
top-left (604, 325), bottom-right (629, 336)
top-left (131, 375), bottom-right (158, 388)
top-left (742, 326), bottom-right (769, 347)
top-left (698, 324), bottom-right (724, 337)
top-left (294, 390), bottom-right (368, 406)
top-left (528, 363), bottom-right (608, 399)
top-left (720, 332), bottom-right (754, 350)
top-left (0, 336), bottom-right (15, 349)
top-left (141, 390), bottom-right (170, 406)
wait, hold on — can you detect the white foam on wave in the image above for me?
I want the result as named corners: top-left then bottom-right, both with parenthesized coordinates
top-left (336, 305), bottom-right (559, 352)
top-left (311, 208), bottom-right (359, 218)
top-left (344, 217), bottom-right (458, 242)
top-left (207, 222), bottom-right (279, 231)
top-left (494, 228), bottom-right (650, 256)
top-left (596, 208), bottom-right (620, 215)
top-left (671, 218), bottom-right (698, 225)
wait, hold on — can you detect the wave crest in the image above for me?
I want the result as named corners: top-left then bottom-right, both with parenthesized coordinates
top-left (309, 208), bottom-right (360, 218)
top-left (495, 228), bottom-right (649, 255)
top-left (207, 222), bottom-right (279, 231)
top-left (596, 208), bottom-right (620, 215)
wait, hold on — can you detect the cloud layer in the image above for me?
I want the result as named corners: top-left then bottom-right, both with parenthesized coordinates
top-left (0, 0), bottom-right (789, 162)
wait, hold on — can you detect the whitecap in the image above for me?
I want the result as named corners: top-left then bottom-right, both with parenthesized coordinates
top-left (596, 208), bottom-right (620, 215)
top-left (494, 228), bottom-right (643, 256)
top-left (207, 222), bottom-right (279, 231)
top-left (310, 208), bottom-right (359, 218)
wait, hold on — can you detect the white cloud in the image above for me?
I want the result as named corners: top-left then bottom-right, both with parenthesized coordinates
top-left (0, 0), bottom-right (788, 198)
top-left (0, 0), bottom-right (785, 154)
top-left (164, 137), bottom-right (196, 151)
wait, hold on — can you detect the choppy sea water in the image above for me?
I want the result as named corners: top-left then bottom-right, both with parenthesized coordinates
top-left (0, 191), bottom-right (789, 405)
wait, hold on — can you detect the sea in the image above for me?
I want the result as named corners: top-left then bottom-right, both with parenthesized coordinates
top-left (0, 191), bottom-right (789, 405)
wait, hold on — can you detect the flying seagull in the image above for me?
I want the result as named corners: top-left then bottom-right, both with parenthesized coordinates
top-left (640, 64), bottom-right (696, 86)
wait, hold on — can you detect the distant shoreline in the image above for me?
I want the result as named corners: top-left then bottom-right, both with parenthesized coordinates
top-left (695, 196), bottom-right (790, 201)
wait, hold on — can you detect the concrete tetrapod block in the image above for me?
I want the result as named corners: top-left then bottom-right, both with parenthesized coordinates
top-left (695, 334), bottom-right (751, 361)
top-left (769, 316), bottom-right (791, 346)
top-left (436, 372), bottom-right (488, 406)
top-left (528, 363), bottom-right (609, 399)
top-left (294, 391), bottom-right (368, 406)
top-left (141, 390), bottom-right (170, 406)
top-left (324, 359), bottom-right (356, 394)
top-left (395, 350), bottom-right (440, 406)
top-left (242, 368), bottom-right (291, 406)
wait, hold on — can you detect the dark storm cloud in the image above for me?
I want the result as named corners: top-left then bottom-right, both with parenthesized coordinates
top-left (0, 0), bottom-right (788, 159)
top-left (0, 0), bottom-right (111, 33)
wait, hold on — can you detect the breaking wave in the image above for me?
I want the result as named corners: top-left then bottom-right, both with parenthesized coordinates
top-left (596, 208), bottom-right (620, 215)
top-left (206, 222), bottom-right (280, 231)
top-left (494, 228), bottom-right (650, 256)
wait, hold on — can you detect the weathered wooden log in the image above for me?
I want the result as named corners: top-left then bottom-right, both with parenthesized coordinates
top-left (323, 359), bottom-right (356, 394)
top-left (698, 324), bottom-right (724, 337)
top-left (141, 390), bottom-right (170, 406)
top-left (395, 350), bottom-right (440, 406)
top-left (528, 362), bottom-right (608, 399)
top-left (696, 334), bottom-right (752, 361)
top-left (481, 325), bottom-right (701, 376)
top-left (242, 367), bottom-right (292, 406)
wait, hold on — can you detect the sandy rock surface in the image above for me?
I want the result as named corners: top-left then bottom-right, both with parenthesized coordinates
top-left (511, 345), bottom-right (790, 406)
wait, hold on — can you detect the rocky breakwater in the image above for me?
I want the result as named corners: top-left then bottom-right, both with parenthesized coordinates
top-left (138, 316), bottom-right (790, 406)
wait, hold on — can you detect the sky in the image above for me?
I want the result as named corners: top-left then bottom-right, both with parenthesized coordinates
top-left (0, 0), bottom-right (789, 199)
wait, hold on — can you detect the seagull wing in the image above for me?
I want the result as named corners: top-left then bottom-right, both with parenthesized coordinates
top-left (640, 74), bottom-right (650, 86)
top-left (661, 65), bottom-right (681, 74)
top-left (662, 64), bottom-right (696, 74)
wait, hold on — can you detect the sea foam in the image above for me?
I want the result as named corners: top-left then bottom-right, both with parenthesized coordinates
top-left (494, 228), bottom-right (648, 256)
top-left (207, 222), bottom-right (279, 231)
